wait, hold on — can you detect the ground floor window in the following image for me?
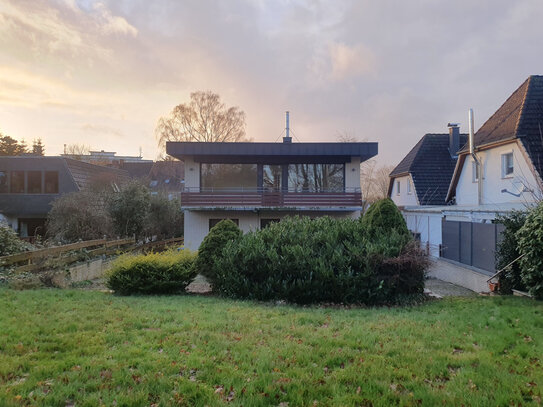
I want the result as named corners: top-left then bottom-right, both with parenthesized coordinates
top-left (260, 218), bottom-right (280, 229)
top-left (209, 218), bottom-right (239, 230)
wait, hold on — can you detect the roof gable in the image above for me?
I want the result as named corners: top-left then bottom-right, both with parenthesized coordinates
top-left (390, 134), bottom-right (466, 205)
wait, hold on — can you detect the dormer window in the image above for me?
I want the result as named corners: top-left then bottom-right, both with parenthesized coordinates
top-left (501, 152), bottom-right (514, 178)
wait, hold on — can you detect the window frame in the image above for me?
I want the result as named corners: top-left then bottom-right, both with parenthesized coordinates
top-left (501, 152), bottom-right (514, 178)
top-left (27, 171), bottom-right (43, 194)
top-left (396, 180), bottom-right (401, 195)
top-left (10, 171), bottom-right (25, 193)
top-left (44, 171), bottom-right (59, 194)
top-left (407, 177), bottom-right (412, 195)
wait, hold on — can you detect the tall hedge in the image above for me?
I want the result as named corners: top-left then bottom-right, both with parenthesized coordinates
top-left (194, 219), bottom-right (242, 286)
top-left (362, 198), bottom-right (409, 236)
top-left (212, 216), bottom-right (426, 305)
top-left (495, 211), bottom-right (528, 293)
top-left (517, 203), bottom-right (543, 299)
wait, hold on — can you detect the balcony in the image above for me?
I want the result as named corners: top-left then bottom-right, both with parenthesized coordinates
top-left (180, 187), bottom-right (362, 209)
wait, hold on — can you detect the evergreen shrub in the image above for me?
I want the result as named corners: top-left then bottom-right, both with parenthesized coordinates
top-left (213, 216), bottom-right (427, 305)
top-left (105, 249), bottom-right (196, 295)
top-left (517, 203), bottom-right (543, 299)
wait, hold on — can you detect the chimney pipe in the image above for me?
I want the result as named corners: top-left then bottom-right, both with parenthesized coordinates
top-left (468, 108), bottom-right (483, 205)
top-left (447, 123), bottom-right (460, 157)
top-left (283, 111), bottom-right (292, 143)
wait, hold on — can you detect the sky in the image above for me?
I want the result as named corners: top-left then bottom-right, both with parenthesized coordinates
top-left (0, 0), bottom-right (542, 165)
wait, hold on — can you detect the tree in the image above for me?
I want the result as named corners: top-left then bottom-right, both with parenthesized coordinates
top-left (360, 160), bottom-right (395, 209)
top-left (144, 194), bottom-right (184, 240)
top-left (156, 91), bottom-right (247, 149)
top-left (32, 139), bottom-right (45, 156)
top-left (0, 134), bottom-right (27, 156)
top-left (64, 143), bottom-right (90, 159)
top-left (108, 180), bottom-right (151, 239)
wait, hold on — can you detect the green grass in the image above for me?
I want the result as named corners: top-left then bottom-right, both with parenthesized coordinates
top-left (0, 290), bottom-right (542, 406)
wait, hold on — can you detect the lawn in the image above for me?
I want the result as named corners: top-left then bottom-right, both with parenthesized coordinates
top-left (0, 290), bottom-right (542, 406)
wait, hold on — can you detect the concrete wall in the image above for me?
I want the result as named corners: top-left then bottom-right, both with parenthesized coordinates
top-left (184, 210), bottom-right (360, 250)
top-left (456, 141), bottom-right (540, 206)
top-left (390, 175), bottom-right (418, 207)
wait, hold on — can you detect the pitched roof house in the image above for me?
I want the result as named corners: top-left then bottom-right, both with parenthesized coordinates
top-left (389, 126), bottom-right (467, 206)
top-left (0, 156), bottom-right (129, 238)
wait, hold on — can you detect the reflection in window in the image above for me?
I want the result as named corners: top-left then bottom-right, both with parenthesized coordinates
top-left (27, 171), bottom-right (42, 194)
top-left (287, 164), bottom-right (344, 192)
top-left (201, 164), bottom-right (257, 190)
top-left (263, 165), bottom-right (282, 191)
top-left (10, 171), bottom-right (25, 193)
top-left (0, 171), bottom-right (7, 193)
top-left (44, 171), bottom-right (59, 193)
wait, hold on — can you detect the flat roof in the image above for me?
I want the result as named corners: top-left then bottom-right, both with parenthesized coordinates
top-left (166, 141), bottom-right (378, 164)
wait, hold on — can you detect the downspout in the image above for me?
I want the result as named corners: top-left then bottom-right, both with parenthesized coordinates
top-left (469, 108), bottom-right (483, 205)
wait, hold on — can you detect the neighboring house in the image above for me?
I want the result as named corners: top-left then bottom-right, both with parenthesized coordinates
top-left (120, 160), bottom-right (185, 199)
top-left (61, 150), bottom-right (153, 166)
top-left (166, 137), bottom-right (378, 250)
top-left (389, 125), bottom-right (468, 207)
top-left (0, 156), bottom-right (129, 238)
top-left (390, 75), bottom-right (543, 290)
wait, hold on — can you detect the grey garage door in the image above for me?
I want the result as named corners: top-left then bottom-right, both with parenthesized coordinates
top-left (441, 220), bottom-right (505, 272)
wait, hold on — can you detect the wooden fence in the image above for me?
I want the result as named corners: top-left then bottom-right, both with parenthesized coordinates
top-left (0, 236), bottom-right (184, 275)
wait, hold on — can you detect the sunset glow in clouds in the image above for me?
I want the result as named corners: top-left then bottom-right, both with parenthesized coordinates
top-left (1, 0), bottom-right (542, 163)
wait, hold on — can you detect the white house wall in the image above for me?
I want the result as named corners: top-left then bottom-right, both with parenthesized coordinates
top-left (456, 141), bottom-right (540, 206)
top-left (403, 211), bottom-right (442, 257)
top-left (345, 156), bottom-right (361, 190)
top-left (183, 157), bottom-right (200, 190)
top-left (184, 210), bottom-right (360, 251)
top-left (390, 175), bottom-right (418, 207)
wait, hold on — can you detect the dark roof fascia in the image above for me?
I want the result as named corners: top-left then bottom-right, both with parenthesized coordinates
top-left (445, 154), bottom-right (467, 202)
top-left (166, 142), bottom-right (378, 163)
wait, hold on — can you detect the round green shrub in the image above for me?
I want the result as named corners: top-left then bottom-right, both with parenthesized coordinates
top-left (361, 198), bottom-right (409, 237)
top-left (517, 203), bottom-right (543, 299)
top-left (193, 219), bottom-right (242, 287)
top-left (105, 249), bottom-right (196, 295)
top-left (213, 216), bottom-right (425, 305)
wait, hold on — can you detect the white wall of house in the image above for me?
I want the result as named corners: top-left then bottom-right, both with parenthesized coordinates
top-left (345, 156), bottom-right (361, 190)
top-left (403, 210), bottom-right (442, 257)
top-left (390, 175), bottom-right (418, 207)
top-left (183, 157), bottom-right (199, 190)
top-left (456, 141), bottom-right (541, 206)
top-left (184, 210), bottom-right (360, 251)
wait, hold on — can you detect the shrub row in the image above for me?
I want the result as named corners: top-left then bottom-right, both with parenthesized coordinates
top-left (211, 212), bottom-right (426, 305)
top-left (105, 249), bottom-right (196, 295)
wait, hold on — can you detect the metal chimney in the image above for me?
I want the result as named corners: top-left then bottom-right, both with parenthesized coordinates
top-left (468, 108), bottom-right (483, 205)
top-left (468, 108), bottom-right (475, 155)
top-left (283, 111), bottom-right (292, 143)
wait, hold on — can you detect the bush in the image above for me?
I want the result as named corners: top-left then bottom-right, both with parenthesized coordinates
top-left (0, 226), bottom-right (32, 256)
top-left (105, 249), bottom-right (196, 295)
top-left (47, 191), bottom-right (114, 243)
top-left (517, 203), bottom-right (543, 299)
top-left (144, 195), bottom-right (184, 240)
top-left (193, 219), bottom-right (242, 286)
top-left (213, 216), bottom-right (426, 305)
top-left (495, 211), bottom-right (528, 293)
top-left (362, 198), bottom-right (409, 237)
top-left (109, 180), bottom-right (151, 239)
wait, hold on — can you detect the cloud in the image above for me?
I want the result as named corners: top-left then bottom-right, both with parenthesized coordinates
top-left (93, 2), bottom-right (138, 37)
top-left (328, 42), bottom-right (376, 81)
top-left (81, 123), bottom-right (125, 138)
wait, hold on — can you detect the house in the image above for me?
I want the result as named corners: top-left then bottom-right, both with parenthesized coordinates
top-left (119, 160), bottom-right (185, 199)
top-left (61, 150), bottom-right (153, 166)
top-left (166, 136), bottom-right (378, 250)
top-left (0, 156), bottom-right (129, 238)
top-left (389, 125), bottom-right (468, 208)
top-left (390, 75), bottom-right (543, 290)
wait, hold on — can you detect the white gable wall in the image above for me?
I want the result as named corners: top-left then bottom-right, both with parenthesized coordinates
top-left (390, 175), bottom-right (418, 207)
top-left (455, 141), bottom-right (541, 206)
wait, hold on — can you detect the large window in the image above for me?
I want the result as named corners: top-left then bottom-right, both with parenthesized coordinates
top-left (201, 164), bottom-right (257, 190)
top-left (44, 171), bottom-right (59, 193)
top-left (0, 171), bottom-right (7, 193)
top-left (263, 165), bottom-right (282, 191)
top-left (10, 171), bottom-right (24, 193)
top-left (287, 164), bottom-right (344, 192)
top-left (27, 171), bottom-right (42, 194)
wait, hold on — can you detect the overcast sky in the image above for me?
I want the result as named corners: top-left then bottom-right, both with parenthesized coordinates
top-left (0, 0), bottom-right (542, 164)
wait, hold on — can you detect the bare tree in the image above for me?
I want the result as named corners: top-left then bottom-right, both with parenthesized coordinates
top-left (360, 160), bottom-right (394, 210)
top-left (64, 143), bottom-right (91, 159)
top-left (156, 91), bottom-right (247, 149)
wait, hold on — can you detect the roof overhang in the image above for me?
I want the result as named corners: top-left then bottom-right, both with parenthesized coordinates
top-left (166, 142), bottom-right (378, 164)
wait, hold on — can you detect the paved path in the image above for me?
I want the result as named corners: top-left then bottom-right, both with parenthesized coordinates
top-left (424, 278), bottom-right (478, 297)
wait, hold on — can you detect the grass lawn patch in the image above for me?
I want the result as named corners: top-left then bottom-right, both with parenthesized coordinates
top-left (0, 290), bottom-right (542, 406)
